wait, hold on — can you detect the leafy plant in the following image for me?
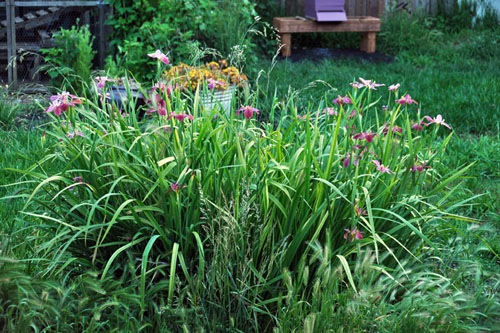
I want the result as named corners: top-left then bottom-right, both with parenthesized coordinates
top-left (40, 23), bottom-right (96, 93)
top-left (3, 58), bottom-right (481, 329)
top-left (0, 84), bottom-right (22, 130)
top-left (105, 0), bottom-right (265, 82)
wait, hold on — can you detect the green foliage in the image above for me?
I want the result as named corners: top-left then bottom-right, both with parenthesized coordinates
top-left (435, 0), bottom-right (499, 31)
top-left (40, 23), bottom-right (96, 93)
top-left (1, 12), bottom-right (499, 331)
top-left (0, 85), bottom-right (22, 130)
top-left (2, 63), bottom-right (484, 329)
top-left (105, 0), bottom-right (264, 82)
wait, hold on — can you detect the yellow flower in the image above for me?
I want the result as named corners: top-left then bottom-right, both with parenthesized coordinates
top-left (163, 60), bottom-right (248, 92)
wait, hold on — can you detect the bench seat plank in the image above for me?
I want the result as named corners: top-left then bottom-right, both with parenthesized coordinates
top-left (273, 16), bottom-right (381, 57)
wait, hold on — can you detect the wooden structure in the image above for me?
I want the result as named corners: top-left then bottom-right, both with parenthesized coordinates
top-left (0, 0), bottom-right (108, 87)
top-left (273, 16), bottom-right (381, 57)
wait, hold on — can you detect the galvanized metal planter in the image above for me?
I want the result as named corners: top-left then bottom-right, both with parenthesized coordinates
top-left (305, 0), bottom-right (347, 21)
top-left (200, 85), bottom-right (236, 116)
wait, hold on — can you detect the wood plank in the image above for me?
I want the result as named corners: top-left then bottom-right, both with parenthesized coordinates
top-left (0, 42), bottom-right (41, 51)
top-left (273, 15), bottom-right (381, 57)
top-left (273, 17), bottom-right (381, 34)
top-left (23, 12), bottom-right (38, 20)
top-left (36, 10), bottom-right (49, 17)
top-left (0, 1), bottom-right (101, 6)
top-left (25, 9), bottom-right (65, 30)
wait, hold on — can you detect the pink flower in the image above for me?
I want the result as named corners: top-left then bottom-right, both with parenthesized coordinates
top-left (353, 77), bottom-right (385, 90)
top-left (352, 131), bottom-right (377, 143)
top-left (344, 227), bottom-right (364, 242)
top-left (342, 152), bottom-right (359, 168)
top-left (342, 153), bottom-right (351, 168)
top-left (147, 93), bottom-right (167, 116)
top-left (323, 107), bottom-right (338, 116)
top-left (411, 120), bottom-right (424, 131)
top-left (168, 112), bottom-right (194, 121)
top-left (206, 78), bottom-right (227, 90)
top-left (94, 76), bottom-right (115, 89)
top-left (382, 124), bottom-right (403, 135)
top-left (396, 94), bottom-right (418, 105)
top-left (170, 182), bottom-right (180, 193)
top-left (236, 106), bottom-right (260, 120)
top-left (372, 160), bottom-right (394, 174)
top-left (423, 114), bottom-right (452, 129)
top-left (350, 81), bottom-right (365, 89)
top-left (354, 205), bottom-right (367, 217)
top-left (67, 131), bottom-right (85, 139)
top-left (45, 91), bottom-right (82, 116)
top-left (147, 49), bottom-right (170, 65)
top-left (46, 99), bottom-right (69, 116)
top-left (151, 81), bottom-right (173, 96)
top-left (332, 95), bottom-right (352, 105)
top-left (388, 83), bottom-right (400, 91)
top-left (410, 163), bottom-right (431, 173)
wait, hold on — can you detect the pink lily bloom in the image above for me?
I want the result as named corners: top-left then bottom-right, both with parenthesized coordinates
top-left (396, 94), bottom-right (418, 105)
top-left (344, 227), bottom-right (364, 242)
top-left (354, 205), bottom-right (367, 217)
top-left (147, 49), bottom-right (170, 65)
top-left (67, 131), bottom-right (85, 139)
top-left (323, 107), bottom-right (338, 116)
top-left (168, 112), bottom-right (194, 121)
top-left (382, 124), bottom-right (403, 135)
top-left (206, 78), bottom-right (227, 90)
top-left (423, 114), bottom-right (452, 129)
top-left (411, 120), bottom-right (424, 131)
top-left (332, 95), bottom-right (352, 105)
top-left (358, 77), bottom-right (385, 90)
top-left (237, 106), bottom-right (260, 120)
top-left (410, 163), bottom-right (431, 173)
top-left (46, 91), bottom-right (82, 115)
top-left (170, 182), bottom-right (180, 193)
top-left (94, 76), bottom-right (115, 89)
top-left (388, 83), bottom-right (401, 91)
top-left (352, 131), bottom-right (377, 143)
top-left (372, 160), bottom-right (394, 174)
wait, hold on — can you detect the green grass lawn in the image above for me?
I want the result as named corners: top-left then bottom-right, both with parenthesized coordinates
top-left (1, 13), bottom-right (499, 332)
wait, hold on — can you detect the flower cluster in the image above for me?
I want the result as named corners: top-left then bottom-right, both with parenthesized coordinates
top-left (164, 60), bottom-right (248, 92)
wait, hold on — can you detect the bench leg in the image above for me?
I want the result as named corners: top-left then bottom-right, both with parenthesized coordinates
top-left (360, 32), bottom-right (376, 53)
top-left (279, 33), bottom-right (292, 57)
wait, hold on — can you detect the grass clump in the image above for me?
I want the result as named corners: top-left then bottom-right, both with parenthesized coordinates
top-left (1, 9), bottom-right (499, 332)
top-left (2, 55), bottom-right (497, 330)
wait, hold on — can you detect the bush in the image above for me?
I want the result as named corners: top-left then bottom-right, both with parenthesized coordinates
top-left (3, 49), bottom-right (484, 329)
top-left (105, 0), bottom-right (265, 82)
top-left (40, 23), bottom-right (96, 93)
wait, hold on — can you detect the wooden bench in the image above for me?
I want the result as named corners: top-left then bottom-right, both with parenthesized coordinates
top-left (272, 16), bottom-right (381, 57)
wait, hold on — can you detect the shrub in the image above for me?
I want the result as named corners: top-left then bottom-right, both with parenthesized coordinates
top-left (105, 0), bottom-right (263, 82)
top-left (40, 23), bottom-right (96, 93)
